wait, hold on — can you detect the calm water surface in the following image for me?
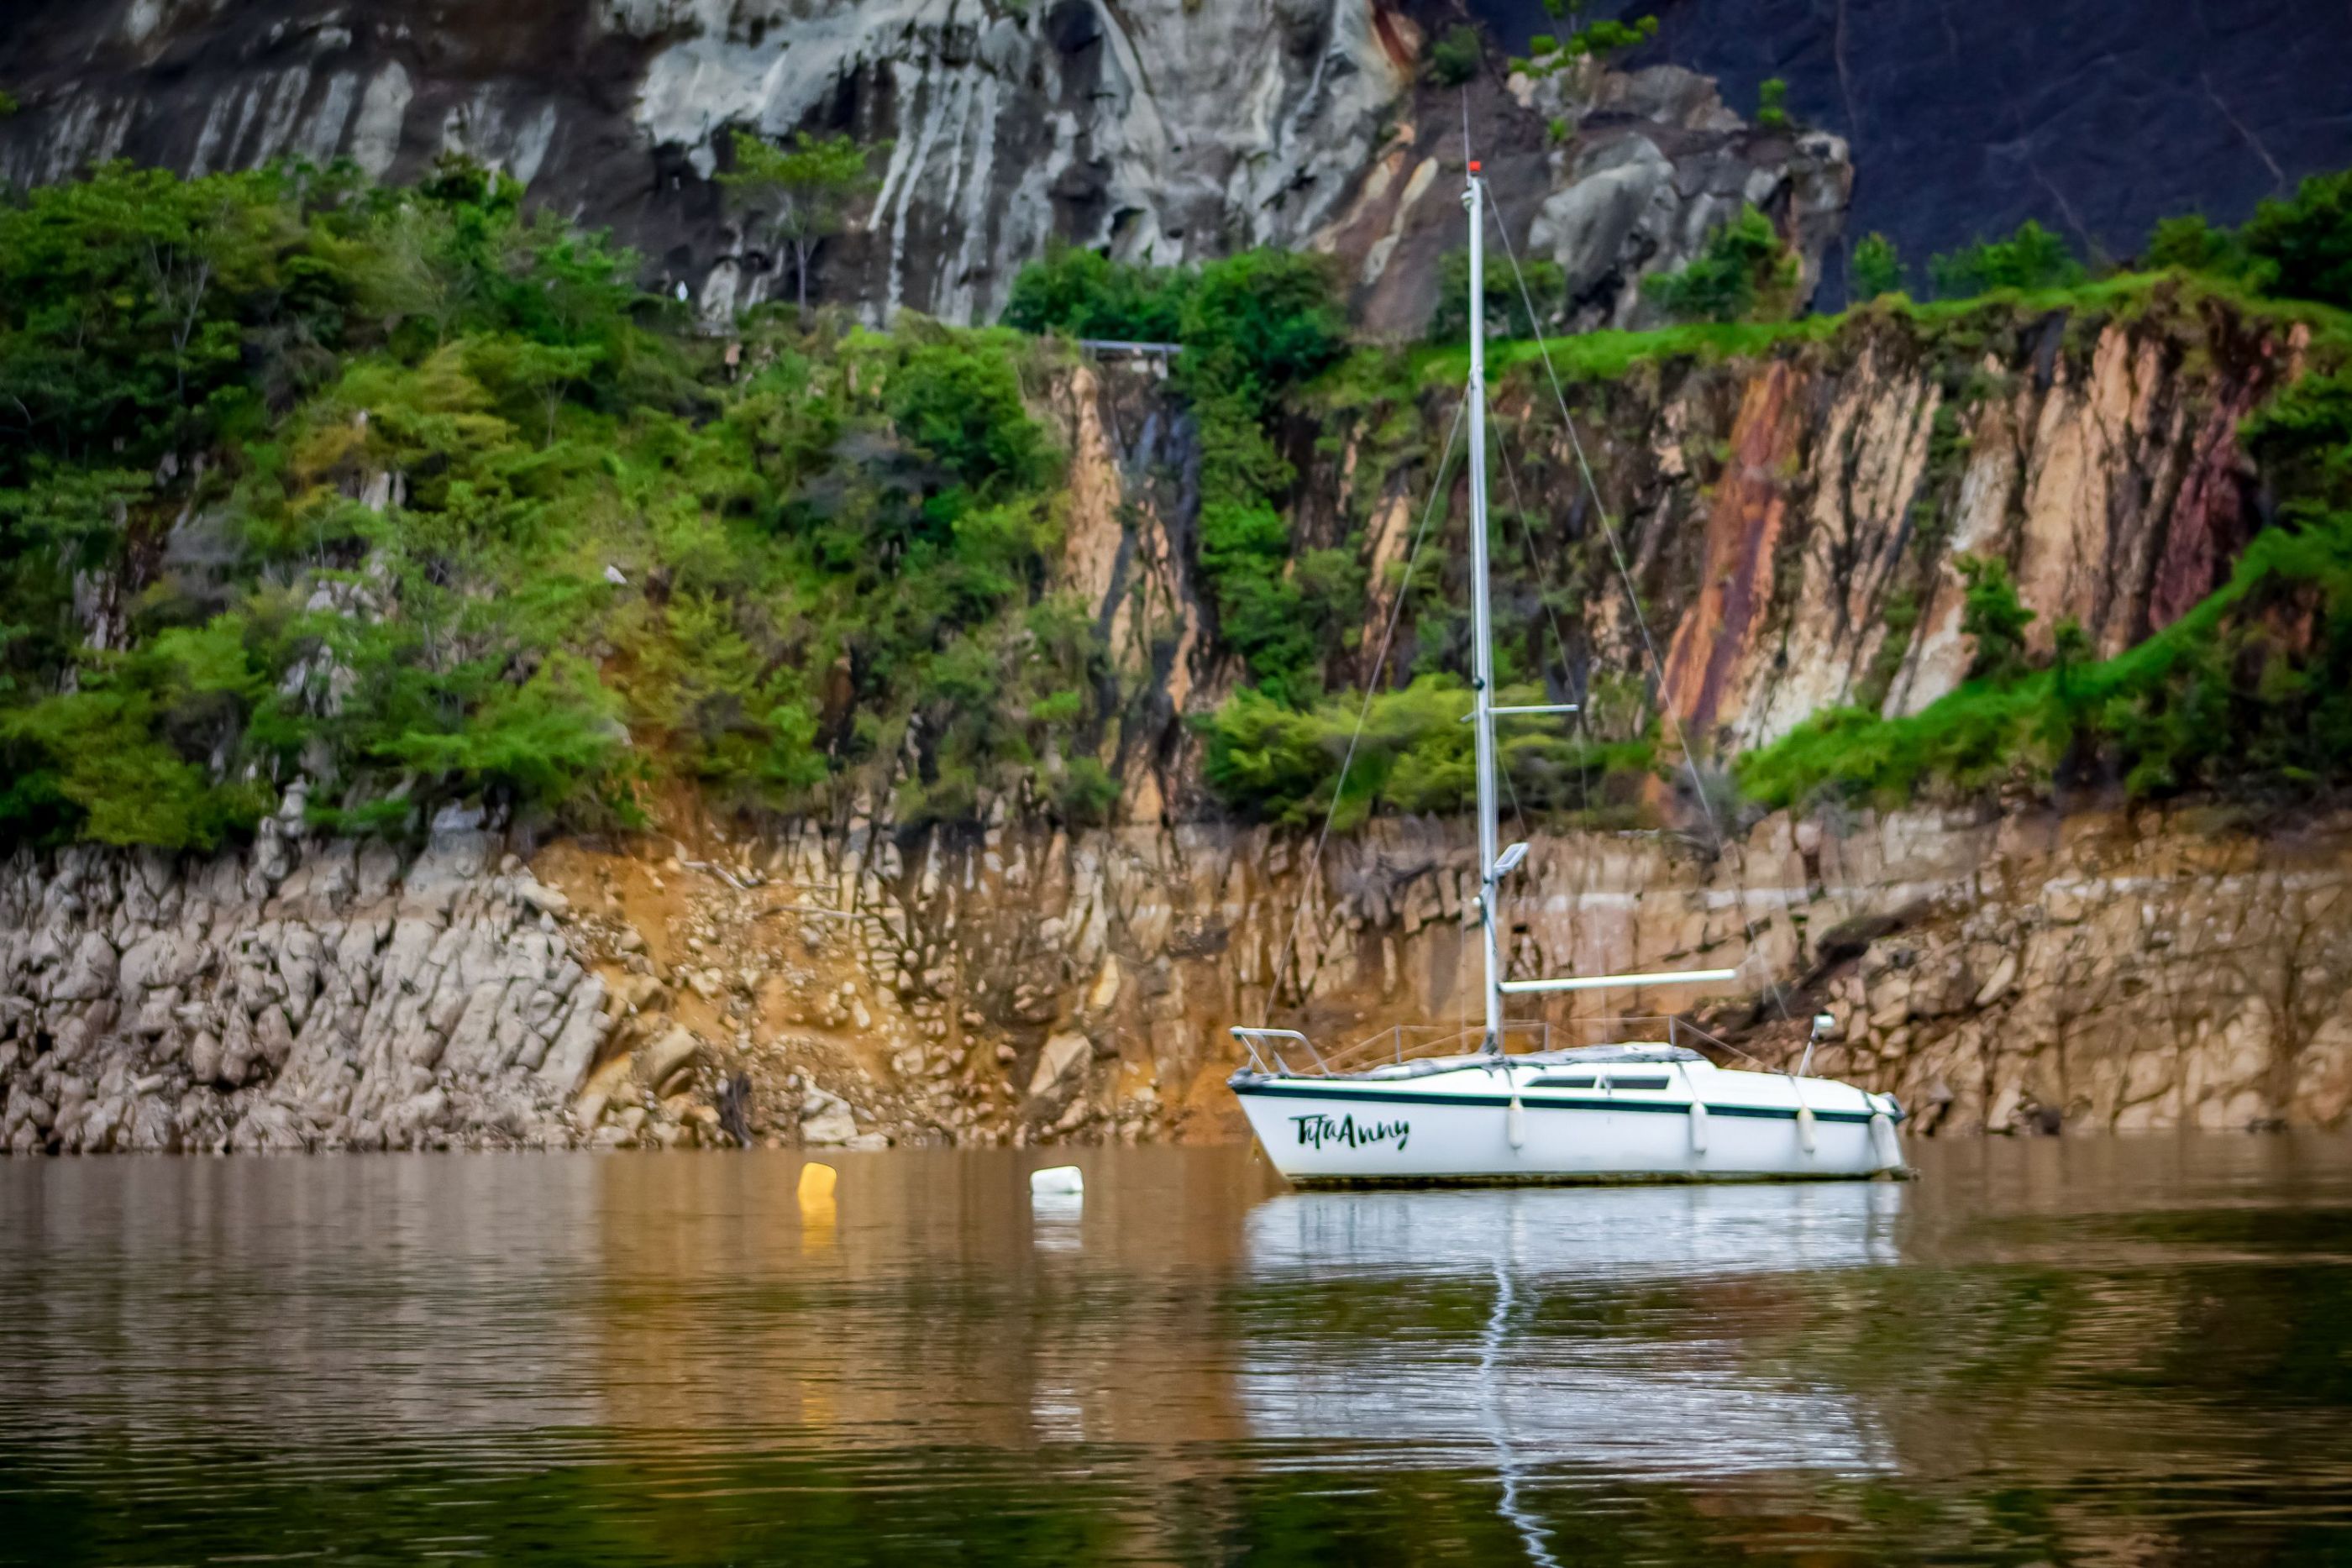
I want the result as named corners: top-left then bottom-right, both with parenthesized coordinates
top-left (2, 1137), bottom-right (2349, 1565)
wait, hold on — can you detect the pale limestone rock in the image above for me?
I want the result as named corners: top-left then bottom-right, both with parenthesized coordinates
top-left (800, 1088), bottom-right (857, 1146)
top-left (52, 932), bottom-right (119, 1003)
top-left (1026, 1031), bottom-right (1092, 1110)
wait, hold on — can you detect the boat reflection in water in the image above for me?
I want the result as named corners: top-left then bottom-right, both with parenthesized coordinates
top-left (1236, 1182), bottom-right (1907, 1558)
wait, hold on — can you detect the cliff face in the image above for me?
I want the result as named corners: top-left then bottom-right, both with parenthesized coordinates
top-left (10, 798), bottom-right (2351, 1154)
top-left (5, 294), bottom-right (2347, 1156)
top-left (1284, 289), bottom-right (2305, 770)
top-left (1628, 302), bottom-right (2302, 751)
top-left (0, 0), bottom-right (1845, 329)
top-left (1473, 0), bottom-right (2352, 310)
top-left (0, 810), bottom-right (607, 1155)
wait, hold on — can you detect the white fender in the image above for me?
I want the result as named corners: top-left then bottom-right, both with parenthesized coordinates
top-left (1796, 1104), bottom-right (1817, 1154)
top-left (1506, 1093), bottom-right (1527, 1151)
top-left (1688, 1099), bottom-right (1709, 1156)
top-left (1869, 1111), bottom-right (1901, 1170)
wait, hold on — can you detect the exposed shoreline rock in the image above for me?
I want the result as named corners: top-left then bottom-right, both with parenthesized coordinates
top-left (8, 798), bottom-right (2349, 1156)
top-left (0, 806), bottom-right (606, 1155)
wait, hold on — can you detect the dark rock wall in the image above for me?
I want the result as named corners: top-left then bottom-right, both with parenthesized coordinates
top-left (1474, 0), bottom-right (2352, 302)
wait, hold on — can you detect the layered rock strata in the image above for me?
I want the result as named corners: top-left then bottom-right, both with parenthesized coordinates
top-left (0, 806), bottom-right (606, 1154)
top-left (7, 801), bottom-right (2349, 1156)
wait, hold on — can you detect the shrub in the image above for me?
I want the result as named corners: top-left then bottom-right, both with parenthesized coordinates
top-left (1515, 11), bottom-right (1658, 76)
top-left (2241, 169), bottom-right (2352, 311)
top-left (1957, 555), bottom-right (2034, 684)
top-left (1428, 249), bottom-right (1567, 343)
top-left (886, 333), bottom-right (1054, 497)
top-left (1851, 232), bottom-right (1904, 300)
top-left (1429, 25), bottom-right (1483, 87)
top-left (1740, 511), bottom-right (2352, 810)
top-left (1929, 219), bottom-right (2085, 298)
top-left (1199, 676), bottom-right (1656, 826)
top-left (1756, 77), bottom-right (1791, 131)
top-left (1642, 206), bottom-right (1798, 323)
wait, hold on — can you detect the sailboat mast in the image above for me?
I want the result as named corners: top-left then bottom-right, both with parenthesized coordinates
top-left (1464, 168), bottom-right (1504, 1052)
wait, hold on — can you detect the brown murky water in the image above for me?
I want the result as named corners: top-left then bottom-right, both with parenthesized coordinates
top-left (1, 1136), bottom-right (2349, 1564)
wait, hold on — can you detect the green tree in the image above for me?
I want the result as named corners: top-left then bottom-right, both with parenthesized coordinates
top-left (1958, 554), bottom-right (2035, 684)
top-left (2145, 213), bottom-right (2251, 280)
top-left (1851, 232), bottom-right (1904, 299)
top-left (719, 128), bottom-right (885, 312)
top-left (1756, 77), bottom-right (1791, 130)
top-left (2241, 169), bottom-right (2352, 311)
top-left (1428, 25), bottom-right (1483, 86)
top-left (1000, 244), bottom-right (1189, 343)
top-left (1929, 219), bottom-right (2084, 298)
top-left (1642, 206), bottom-right (1797, 323)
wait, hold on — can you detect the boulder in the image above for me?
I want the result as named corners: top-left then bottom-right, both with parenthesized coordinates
top-left (635, 1024), bottom-right (701, 1092)
top-left (51, 931), bottom-right (118, 1003)
top-left (800, 1088), bottom-right (857, 1146)
top-left (1025, 1031), bottom-right (1092, 1112)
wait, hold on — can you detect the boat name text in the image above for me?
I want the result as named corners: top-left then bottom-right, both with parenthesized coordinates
top-left (1290, 1113), bottom-right (1410, 1151)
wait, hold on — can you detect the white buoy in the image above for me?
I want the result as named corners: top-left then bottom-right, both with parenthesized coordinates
top-left (1688, 1099), bottom-right (1710, 1156)
top-left (1029, 1165), bottom-right (1084, 1197)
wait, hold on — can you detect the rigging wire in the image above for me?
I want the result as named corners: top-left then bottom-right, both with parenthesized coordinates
top-left (1494, 430), bottom-right (1600, 1016)
top-left (1266, 400), bottom-right (1468, 1017)
top-left (1494, 425), bottom-right (1596, 830)
top-left (1486, 209), bottom-right (1722, 846)
top-left (1483, 198), bottom-right (1803, 1030)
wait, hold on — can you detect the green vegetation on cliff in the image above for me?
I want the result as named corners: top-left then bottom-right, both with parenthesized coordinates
top-left (1006, 244), bottom-right (1357, 705)
top-left (8, 151), bottom-right (2352, 852)
top-left (0, 158), bottom-right (1113, 848)
top-left (1742, 359), bottom-right (2352, 810)
top-left (1738, 176), bottom-right (2352, 812)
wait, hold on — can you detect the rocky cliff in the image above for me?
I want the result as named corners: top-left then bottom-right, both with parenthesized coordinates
top-left (0, 0), bottom-right (1846, 330)
top-left (1476, 0), bottom-right (2352, 308)
top-left (9, 795), bottom-right (2350, 1155)
top-left (6, 287), bottom-right (2347, 1154)
top-left (12, 0), bottom-right (2345, 329)
top-left (0, 807), bottom-right (606, 1154)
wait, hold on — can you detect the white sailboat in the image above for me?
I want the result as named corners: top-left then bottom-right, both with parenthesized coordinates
top-left (1227, 169), bottom-right (1908, 1186)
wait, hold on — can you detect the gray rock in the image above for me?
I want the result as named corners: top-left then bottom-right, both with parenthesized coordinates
top-left (51, 931), bottom-right (118, 1002)
top-left (800, 1088), bottom-right (857, 1146)
top-left (1025, 1031), bottom-right (1092, 1112)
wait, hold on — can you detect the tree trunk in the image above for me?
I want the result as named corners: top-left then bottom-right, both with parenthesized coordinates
top-left (795, 239), bottom-right (809, 312)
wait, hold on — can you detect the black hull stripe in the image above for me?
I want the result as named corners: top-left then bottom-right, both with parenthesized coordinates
top-left (1231, 1081), bottom-right (1892, 1125)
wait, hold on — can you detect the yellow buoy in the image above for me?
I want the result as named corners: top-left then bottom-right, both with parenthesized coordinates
top-left (799, 1161), bottom-right (838, 1204)
top-left (799, 1160), bottom-right (838, 1250)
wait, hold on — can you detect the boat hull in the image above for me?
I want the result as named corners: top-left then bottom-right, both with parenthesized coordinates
top-left (1235, 1076), bottom-right (1903, 1185)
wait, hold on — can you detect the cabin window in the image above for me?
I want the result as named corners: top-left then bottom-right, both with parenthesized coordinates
top-left (1604, 1075), bottom-right (1670, 1091)
top-left (1533, 1075), bottom-right (1595, 1088)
